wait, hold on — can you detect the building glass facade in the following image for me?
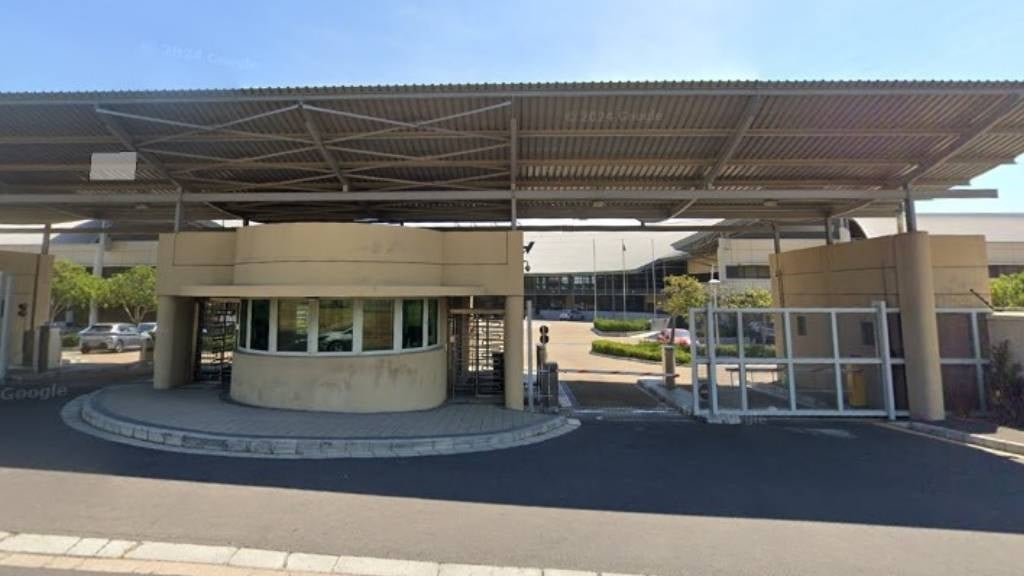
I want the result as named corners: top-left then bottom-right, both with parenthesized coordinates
top-left (524, 258), bottom-right (688, 316)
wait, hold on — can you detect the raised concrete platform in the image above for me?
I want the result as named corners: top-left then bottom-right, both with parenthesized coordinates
top-left (63, 383), bottom-right (579, 458)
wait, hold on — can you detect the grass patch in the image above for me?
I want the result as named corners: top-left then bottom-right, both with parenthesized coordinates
top-left (593, 318), bottom-right (651, 333)
top-left (592, 339), bottom-right (691, 365)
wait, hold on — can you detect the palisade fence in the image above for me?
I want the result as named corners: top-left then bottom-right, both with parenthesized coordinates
top-left (687, 304), bottom-right (990, 419)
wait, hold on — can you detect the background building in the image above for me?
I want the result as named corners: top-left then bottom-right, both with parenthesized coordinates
top-left (522, 231), bottom-right (690, 320)
top-left (672, 214), bottom-right (1024, 294)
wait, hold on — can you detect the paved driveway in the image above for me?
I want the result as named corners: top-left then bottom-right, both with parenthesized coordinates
top-left (525, 319), bottom-right (671, 383)
top-left (0, 380), bottom-right (1023, 575)
top-left (61, 349), bottom-right (142, 366)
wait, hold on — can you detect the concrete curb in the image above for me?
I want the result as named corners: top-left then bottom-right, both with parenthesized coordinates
top-left (586, 351), bottom-right (663, 365)
top-left (589, 328), bottom-right (654, 338)
top-left (636, 380), bottom-right (693, 416)
top-left (886, 421), bottom-right (1024, 456)
top-left (0, 530), bottom-right (651, 576)
top-left (65, 392), bottom-right (581, 459)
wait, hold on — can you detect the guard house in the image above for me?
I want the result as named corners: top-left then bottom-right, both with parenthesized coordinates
top-left (156, 223), bottom-right (524, 412)
top-left (1, 80), bottom-right (1024, 420)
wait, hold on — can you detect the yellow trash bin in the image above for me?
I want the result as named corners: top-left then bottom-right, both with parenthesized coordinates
top-left (845, 367), bottom-right (867, 408)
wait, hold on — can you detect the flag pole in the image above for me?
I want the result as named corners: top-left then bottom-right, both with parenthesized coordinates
top-left (592, 237), bottom-right (597, 322)
top-left (621, 239), bottom-right (627, 320)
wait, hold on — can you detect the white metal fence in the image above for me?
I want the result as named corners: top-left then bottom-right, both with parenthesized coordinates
top-left (688, 303), bottom-right (990, 419)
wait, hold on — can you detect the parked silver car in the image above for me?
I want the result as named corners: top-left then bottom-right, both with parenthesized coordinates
top-left (79, 323), bottom-right (145, 354)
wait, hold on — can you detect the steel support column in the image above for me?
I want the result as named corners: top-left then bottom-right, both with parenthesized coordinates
top-left (903, 184), bottom-right (918, 232)
top-left (174, 187), bottom-right (184, 233)
top-left (773, 224), bottom-right (785, 307)
top-left (41, 224), bottom-right (51, 255)
top-left (510, 117), bottom-right (519, 229)
top-left (89, 222), bottom-right (106, 326)
top-left (0, 272), bottom-right (12, 381)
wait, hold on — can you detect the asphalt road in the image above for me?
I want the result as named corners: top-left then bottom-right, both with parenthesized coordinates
top-left (0, 379), bottom-right (1023, 575)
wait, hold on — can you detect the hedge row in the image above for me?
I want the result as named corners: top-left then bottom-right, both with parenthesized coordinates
top-left (593, 318), bottom-right (652, 333)
top-left (591, 339), bottom-right (691, 364)
top-left (713, 343), bottom-right (776, 358)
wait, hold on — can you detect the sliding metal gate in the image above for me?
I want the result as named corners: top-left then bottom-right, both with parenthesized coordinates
top-left (448, 308), bottom-right (505, 398)
top-left (689, 303), bottom-right (990, 419)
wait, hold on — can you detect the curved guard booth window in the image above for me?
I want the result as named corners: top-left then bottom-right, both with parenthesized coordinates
top-left (317, 299), bottom-right (354, 353)
top-left (362, 300), bottom-right (395, 352)
top-left (402, 299), bottom-right (424, 349)
top-left (238, 298), bottom-right (440, 356)
top-left (428, 299), bottom-right (439, 346)
top-left (250, 299), bottom-right (270, 351)
top-left (277, 299), bottom-right (310, 352)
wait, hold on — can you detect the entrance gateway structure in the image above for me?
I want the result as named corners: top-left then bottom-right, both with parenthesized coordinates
top-left (1, 80), bottom-right (1024, 419)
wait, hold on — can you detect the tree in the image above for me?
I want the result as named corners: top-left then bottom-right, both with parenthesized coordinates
top-left (992, 272), bottom-right (1024, 308)
top-left (49, 260), bottom-right (103, 323)
top-left (102, 266), bottom-right (157, 325)
top-left (662, 275), bottom-right (707, 328)
top-left (720, 287), bottom-right (773, 309)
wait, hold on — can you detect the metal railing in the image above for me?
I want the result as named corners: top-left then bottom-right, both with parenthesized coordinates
top-left (935, 308), bottom-right (992, 412)
top-left (688, 303), bottom-right (990, 419)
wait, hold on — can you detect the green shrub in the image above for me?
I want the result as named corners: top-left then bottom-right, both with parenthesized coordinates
top-left (61, 333), bottom-right (80, 348)
top-left (593, 318), bottom-right (651, 333)
top-left (988, 341), bottom-right (1024, 425)
top-left (992, 273), bottom-right (1024, 308)
top-left (591, 339), bottom-right (691, 365)
top-left (713, 343), bottom-right (776, 358)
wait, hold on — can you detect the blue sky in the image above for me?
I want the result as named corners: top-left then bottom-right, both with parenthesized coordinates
top-left (1, 0), bottom-right (1023, 213)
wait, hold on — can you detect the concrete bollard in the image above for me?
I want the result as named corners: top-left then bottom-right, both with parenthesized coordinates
top-left (663, 345), bottom-right (676, 388)
top-left (139, 337), bottom-right (155, 364)
top-left (545, 361), bottom-right (559, 409)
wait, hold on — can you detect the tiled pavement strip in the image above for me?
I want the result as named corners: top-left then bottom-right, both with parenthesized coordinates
top-left (0, 531), bottom-right (650, 576)
top-left (63, 385), bottom-right (580, 459)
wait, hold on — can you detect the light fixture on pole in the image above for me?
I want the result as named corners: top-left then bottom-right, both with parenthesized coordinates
top-left (709, 265), bottom-right (721, 308)
top-left (650, 238), bottom-right (656, 323)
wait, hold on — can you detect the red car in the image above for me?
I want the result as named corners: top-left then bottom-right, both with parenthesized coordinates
top-left (658, 327), bottom-right (692, 346)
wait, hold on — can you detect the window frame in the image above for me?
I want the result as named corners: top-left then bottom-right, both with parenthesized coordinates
top-left (237, 297), bottom-right (442, 357)
top-left (249, 299), bottom-right (272, 352)
top-left (274, 298), bottom-right (312, 354)
top-left (316, 298), bottom-right (358, 355)
top-left (401, 298), bottom-right (426, 350)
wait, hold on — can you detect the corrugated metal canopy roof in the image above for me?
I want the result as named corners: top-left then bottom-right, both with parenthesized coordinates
top-left (1, 80), bottom-right (1022, 226)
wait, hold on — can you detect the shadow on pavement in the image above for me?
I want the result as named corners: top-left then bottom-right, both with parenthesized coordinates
top-left (0, 379), bottom-right (1022, 535)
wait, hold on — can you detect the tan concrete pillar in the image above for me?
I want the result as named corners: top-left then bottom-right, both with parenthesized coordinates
top-left (504, 295), bottom-right (525, 410)
top-left (894, 232), bottom-right (945, 420)
top-left (154, 295), bottom-right (196, 390)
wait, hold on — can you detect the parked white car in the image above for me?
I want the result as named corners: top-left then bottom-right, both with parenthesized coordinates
top-left (558, 310), bottom-right (585, 321)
